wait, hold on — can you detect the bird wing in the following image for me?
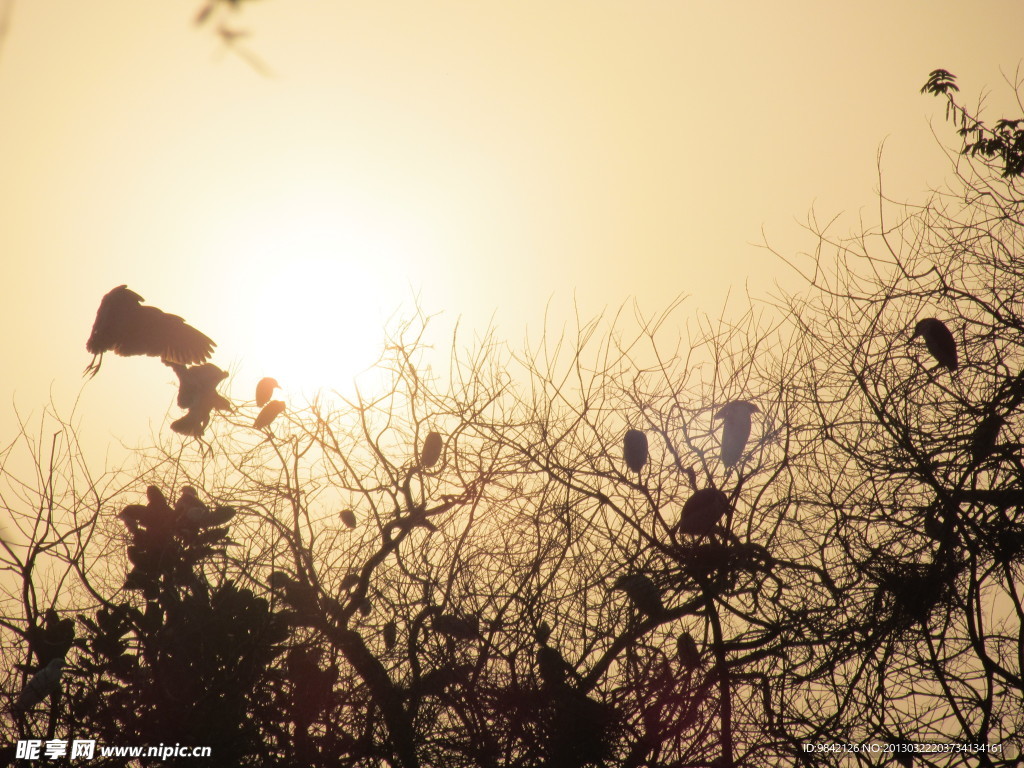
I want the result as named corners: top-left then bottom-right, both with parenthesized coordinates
top-left (720, 412), bottom-right (752, 467)
top-left (86, 285), bottom-right (143, 354)
top-left (110, 305), bottom-right (215, 364)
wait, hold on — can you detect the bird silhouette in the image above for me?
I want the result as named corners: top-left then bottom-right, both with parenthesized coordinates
top-left (165, 361), bottom-right (231, 437)
top-left (383, 621), bottom-right (398, 651)
top-left (911, 318), bottom-right (958, 371)
top-left (970, 414), bottom-right (1003, 463)
top-left (611, 573), bottom-right (662, 618)
top-left (254, 400), bottom-right (286, 429)
top-left (676, 632), bottom-right (701, 667)
top-left (537, 645), bottom-right (575, 690)
top-left (679, 487), bottom-right (730, 535)
top-left (623, 429), bottom-right (649, 473)
top-left (419, 431), bottom-right (443, 468)
top-left (85, 285), bottom-right (215, 377)
top-left (714, 401), bottom-right (759, 467)
top-left (255, 377), bottom-right (280, 407)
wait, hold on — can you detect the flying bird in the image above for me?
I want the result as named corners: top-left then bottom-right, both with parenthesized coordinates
top-left (254, 400), bottom-right (286, 429)
top-left (679, 487), bottom-right (729, 536)
top-left (911, 318), bottom-right (958, 371)
top-left (714, 401), bottom-right (759, 467)
top-left (623, 429), bottom-right (649, 473)
top-left (165, 361), bottom-right (231, 437)
top-left (255, 377), bottom-right (280, 407)
top-left (611, 573), bottom-right (662, 618)
top-left (420, 431), bottom-right (443, 468)
top-left (85, 285), bottom-right (215, 377)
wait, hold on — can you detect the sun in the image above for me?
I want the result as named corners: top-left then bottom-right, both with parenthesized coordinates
top-left (210, 207), bottom-right (417, 400)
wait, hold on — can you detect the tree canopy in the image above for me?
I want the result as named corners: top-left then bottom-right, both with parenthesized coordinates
top-left (1, 70), bottom-right (1022, 768)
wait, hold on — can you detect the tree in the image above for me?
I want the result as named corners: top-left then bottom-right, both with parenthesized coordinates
top-left (1, 71), bottom-right (1022, 767)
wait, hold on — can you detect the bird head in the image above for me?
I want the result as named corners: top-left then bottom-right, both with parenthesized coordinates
top-left (714, 400), bottom-right (760, 420)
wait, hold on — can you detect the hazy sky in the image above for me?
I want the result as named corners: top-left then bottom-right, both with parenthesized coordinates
top-left (0, 0), bottom-right (1022, 452)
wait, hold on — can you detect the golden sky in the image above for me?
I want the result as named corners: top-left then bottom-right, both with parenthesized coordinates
top-left (0, 0), bottom-right (1022, 448)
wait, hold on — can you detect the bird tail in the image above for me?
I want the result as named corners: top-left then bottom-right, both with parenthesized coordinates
top-left (171, 411), bottom-right (206, 437)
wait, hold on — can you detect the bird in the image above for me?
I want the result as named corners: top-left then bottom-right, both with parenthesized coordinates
top-left (383, 621), bottom-right (398, 651)
top-left (535, 620), bottom-right (552, 644)
top-left (911, 318), bottom-right (958, 371)
top-left (714, 401), bottom-right (759, 467)
top-left (255, 377), bottom-right (280, 407)
top-left (623, 429), bottom-right (649, 473)
top-left (85, 285), bottom-right (215, 378)
top-left (676, 633), bottom-right (701, 667)
top-left (254, 400), bottom-right (286, 429)
top-left (119, 485), bottom-right (176, 532)
top-left (340, 509), bottom-right (357, 529)
top-left (175, 485), bottom-right (207, 517)
top-left (175, 486), bottom-right (235, 527)
top-left (537, 645), bottom-right (573, 690)
top-left (165, 361), bottom-right (232, 437)
top-left (970, 414), bottom-right (1003, 463)
top-left (611, 573), bottom-right (662, 618)
top-left (679, 487), bottom-right (729, 536)
top-left (16, 657), bottom-right (64, 711)
top-left (419, 432), bottom-right (443, 468)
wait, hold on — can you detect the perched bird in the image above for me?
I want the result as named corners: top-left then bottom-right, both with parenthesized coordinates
top-left (535, 620), bottom-right (552, 644)
top-left (16, 657), bottom-right (64, 711)
top-left (714, 401), bottom-right (759, 467)
top-left (119, 485), bottom-right (176, 532)
top-left (911, 318), bottom-right (958, 371)
top-left (679, 488), bottom-right (730, 536)
top-left (255, 377), bottom-right (280, 407)
top-left (537, 645), bottom-right (573, 690)
top-left (970, 414), bottom-right (1003, 463)
top-left (623, 429), bottom-right (649, 473)
top-left (27, 610), bottom-right (75, 667)
top-left (175, 486), bottom-right (235, 527)
top-left (254, 400), bottom-right (286, 429)
top-left (85, 285), bottom-right (215, 377)
top-left (419, 431), bottom-right (443, 468)
top-left (383, 621), bottom-right (398, 651)
top-left (175, 485), bottom-right (207, 517)
top-left (340, 509), bottom-right (357, 529)
top-left (611, 573), bottom-right (662, 618)
top-left (676, 632), bottom-right (701, 668)
top-left (165, 361), bottom-right (231, 437)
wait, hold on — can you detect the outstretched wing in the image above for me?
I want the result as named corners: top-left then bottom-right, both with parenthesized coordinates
top-left (113, 305), bottom-right (215, 364)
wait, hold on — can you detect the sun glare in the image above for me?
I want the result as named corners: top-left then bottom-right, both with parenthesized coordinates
top-left (211, 206), bottom-right (416, 400)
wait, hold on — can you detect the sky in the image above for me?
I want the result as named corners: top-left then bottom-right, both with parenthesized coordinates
top-left (0, 0), bottom-right (1022, 458)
